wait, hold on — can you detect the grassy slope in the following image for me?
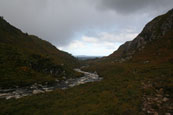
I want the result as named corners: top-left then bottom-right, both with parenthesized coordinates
top-left (0, 17), bottom-right (81, 88)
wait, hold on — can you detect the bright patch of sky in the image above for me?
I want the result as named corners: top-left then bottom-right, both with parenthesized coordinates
top-left (58, 29), bottom-right (138, 56)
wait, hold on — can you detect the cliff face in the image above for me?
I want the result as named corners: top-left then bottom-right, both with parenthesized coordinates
top-left (109, 9), bottom-right (173, 62)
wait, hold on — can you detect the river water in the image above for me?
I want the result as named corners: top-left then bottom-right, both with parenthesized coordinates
top-left (0, 69), bottom-right (102, 100)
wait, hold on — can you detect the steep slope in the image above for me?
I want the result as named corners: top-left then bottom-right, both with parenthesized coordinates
top-left (132, 30), bottom-right (173, 63)
top-left (108, 9), bottom-right (173, 62)
top-left (0, 17), bottom-right (80, 88)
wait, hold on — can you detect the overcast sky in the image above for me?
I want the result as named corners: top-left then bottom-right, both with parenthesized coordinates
top-left (0, 0), bottom-right (173, 56)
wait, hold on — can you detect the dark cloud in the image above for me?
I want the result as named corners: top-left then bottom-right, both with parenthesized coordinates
top-left (97, 0), bottom-right (173, 14)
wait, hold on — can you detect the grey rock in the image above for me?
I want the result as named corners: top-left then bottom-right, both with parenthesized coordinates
top-left (165, 113), bottom-right (171, 115)
top-left (154, 112), bottom-right (158, 115)
top-left (163, 97), bottom-right (169, 102)
top-left (32, 90), bottom-right (44, 94)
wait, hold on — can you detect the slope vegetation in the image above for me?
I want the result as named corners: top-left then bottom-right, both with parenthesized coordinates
top-left (0, 17), bottom-right (80, 88)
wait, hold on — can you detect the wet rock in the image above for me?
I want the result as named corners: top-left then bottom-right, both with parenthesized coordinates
top-left (30, 83), bottom-right (38, 89)
top-left (0, 93), bottom-right (9, 97)
top-left (43, 88), bottom-right (53, 92)
top-left (163, 97), bottom-right (169, 102)
top-left (156, 94), bottom-right (163, 97)
top-left (147, 110), bottom-right (152, 114)
top-left (15, 95), bottom-right (22, 99)
top-left (154, 112), bottom-right (158, 115)
top-left (55, 79), bottom-right (59, 82)
top-left (32, 90), bottom-right (44, 94)
top-left (165, 113), bottom-right (171, 115)
top-left (62, 76), bottom-right (66, 79)
top-left (144, 60), bottom-right (150, 64)
top-left (142, 108), bottom-right (146, 111)
top-left (6, 96), bottom-right (14, 100)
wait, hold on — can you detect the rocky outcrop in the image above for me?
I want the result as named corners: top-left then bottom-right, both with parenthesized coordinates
top-left (109, 9), bottom-right (173, 62)
top-left (142, 81), bottom-right (172, 114)
top-left (28, 54), bottom-right (65, 77)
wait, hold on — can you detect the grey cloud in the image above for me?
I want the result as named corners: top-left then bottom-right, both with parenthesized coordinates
top-left (97, 0), bottom-right (173, 14)
top-left (0, 0), bottom-right (172, 48)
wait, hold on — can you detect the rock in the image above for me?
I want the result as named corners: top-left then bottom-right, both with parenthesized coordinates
top-left (0, 93), bottom-right (9, 97)
top-left (44, 88), bottom-right (53, 92)
top-left (32, 90), bottom-right (44, 94)
top-left (30, 83), bottom-right (38, 89)
top-left (55, 79), bottom-right (59, 82)
top-left (165, 113), bottom-right (171, 115)
top-left (156, 94), bottom-right (163, 97)
top-left (15, 95), bottom-right (21, 99)
top-left (159, 88), bottom-right (163, 92)
top-left (62, 76), bottom-right (66, 79)
top-left (6, 96), bottom-right (14, 100)
top-left (163, 97), bottom-right (169, 102)
top-left (154, 97), bottom-right (159, 101)
top-left (157, 104), bottom-right (161, 108)
top-left (165, 94), bottom-right (169, 97)
top-left (65, 81), bottom-right (69, 84)
top-left (142, 108), bottom-right (146, 111)
top-left (144, 60), bottom-right (150, 64)
top-left (147, 110), bottom-right (152, 114)
top-left (154, 112), bottom-right (158, 115)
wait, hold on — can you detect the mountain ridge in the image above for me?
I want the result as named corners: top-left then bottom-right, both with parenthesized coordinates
top-left (108, 9), bottom-right (173, 62)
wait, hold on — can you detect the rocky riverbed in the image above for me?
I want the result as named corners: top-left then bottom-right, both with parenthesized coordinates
top-left (0, 69), bottom-right (102, 100)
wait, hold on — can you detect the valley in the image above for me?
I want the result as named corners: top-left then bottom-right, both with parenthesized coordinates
top-left (0, 8), bottom-right (172, 115)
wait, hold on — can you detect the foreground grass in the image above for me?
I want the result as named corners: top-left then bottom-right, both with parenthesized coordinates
top-left (0, 62), bottom-right (172, 114)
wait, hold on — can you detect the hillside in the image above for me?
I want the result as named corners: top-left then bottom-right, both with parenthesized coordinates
top-left (108, 9), bottom-right (173, 63)
top-left (0, 17), bottom-right (81, 88)
top-left (82, 9), bottom-right (173, 114)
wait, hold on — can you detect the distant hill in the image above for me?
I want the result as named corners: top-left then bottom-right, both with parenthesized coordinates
top-left (75, 55), bottom-right (103, 60)
top-left (0, 17), bottom-right (80, 88)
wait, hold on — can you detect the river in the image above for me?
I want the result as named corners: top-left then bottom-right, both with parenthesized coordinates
top-left (0, 69), bottom-right (102, 100)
